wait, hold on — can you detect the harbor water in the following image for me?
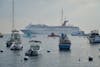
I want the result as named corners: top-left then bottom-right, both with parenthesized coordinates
top-left (0, 34), bottom-right (100, 67)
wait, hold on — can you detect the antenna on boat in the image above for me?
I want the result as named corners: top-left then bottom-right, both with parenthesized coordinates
top-left (12, 0), bottom-right (15, 30)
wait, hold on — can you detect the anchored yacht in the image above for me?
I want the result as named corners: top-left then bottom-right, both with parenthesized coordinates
top-left (88, 30), bottom-right (100, 43)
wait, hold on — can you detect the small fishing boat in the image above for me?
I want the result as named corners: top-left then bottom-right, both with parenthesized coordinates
top-left (59, 33), bottom-right (71, 50)
top-left (48, 32), bottom-right (59, 37)
top-left (25, 40), bottom-right (40, 56)
top-left (88, 30), bottom-right (100, 43)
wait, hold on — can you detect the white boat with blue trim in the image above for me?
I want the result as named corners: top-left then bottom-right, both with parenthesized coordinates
top-left (59, 33), bottom-right (71, 51)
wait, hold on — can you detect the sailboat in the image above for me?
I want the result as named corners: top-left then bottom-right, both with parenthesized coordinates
top-left (6, 0), bottom-right (23, 50)
top-left (6, 30), bottom-right (21, 47)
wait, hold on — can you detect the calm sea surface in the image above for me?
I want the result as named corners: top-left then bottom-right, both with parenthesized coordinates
top-left (0, 34), bottom-right (100, 67)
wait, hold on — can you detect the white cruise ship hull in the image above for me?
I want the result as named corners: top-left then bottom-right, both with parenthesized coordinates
top-left (21, 28), bottom-right (80, 36)
top-left (21, 23), bottom-right (81, 36)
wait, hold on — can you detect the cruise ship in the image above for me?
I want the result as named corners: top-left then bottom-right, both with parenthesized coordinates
top-left (21, 20), bottom-right (83, 36)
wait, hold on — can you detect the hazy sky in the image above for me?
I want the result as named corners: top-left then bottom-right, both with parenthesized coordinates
top-left (0, 0), bottom-right (100, 33)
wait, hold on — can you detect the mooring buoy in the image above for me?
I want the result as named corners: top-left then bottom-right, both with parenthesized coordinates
top-left (47, 50), bottom-right (51, 53)
top-left (88, 56), bottom-right (93, 62)
top-left (24, 57), bottom-right (28, 61)
top-left (0, 50), bottom-right (3, 53)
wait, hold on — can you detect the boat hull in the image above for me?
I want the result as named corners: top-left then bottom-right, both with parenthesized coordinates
top-left (10, 44), bottom-right (23, 50)
top-left (21, 25), bottom-right (80, 35)
top-left (71, 31), bottom-right (85, 36)
top-left (25, 50), bottom-right (39, 56)
top-left (88, 36), bottom-right (100, 43)
top-left (89, 38), bottom-right (100, 43)
top-left (6, 41), bottom-right (13, 47)
top-left (59, 43), bottom-right (71, 50)
top-left (48, 35), bottom-right (59, 37)
top-left (0, 35), bottom-right (3, 38)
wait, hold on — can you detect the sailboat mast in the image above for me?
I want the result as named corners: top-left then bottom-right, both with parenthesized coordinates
top-left (12, 0), bottom-right (15, 30)
top-left (61, 8), bottom-right (63, 23)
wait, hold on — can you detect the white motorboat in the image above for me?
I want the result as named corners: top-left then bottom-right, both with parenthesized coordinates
top-left (88, 30), bottom-right (100, 43)
top-left (25, 40), bottom-right (40, 56)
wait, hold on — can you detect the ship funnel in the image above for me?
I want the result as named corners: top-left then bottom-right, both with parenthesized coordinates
top-left (62, 20), bottom-right (68, 26)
